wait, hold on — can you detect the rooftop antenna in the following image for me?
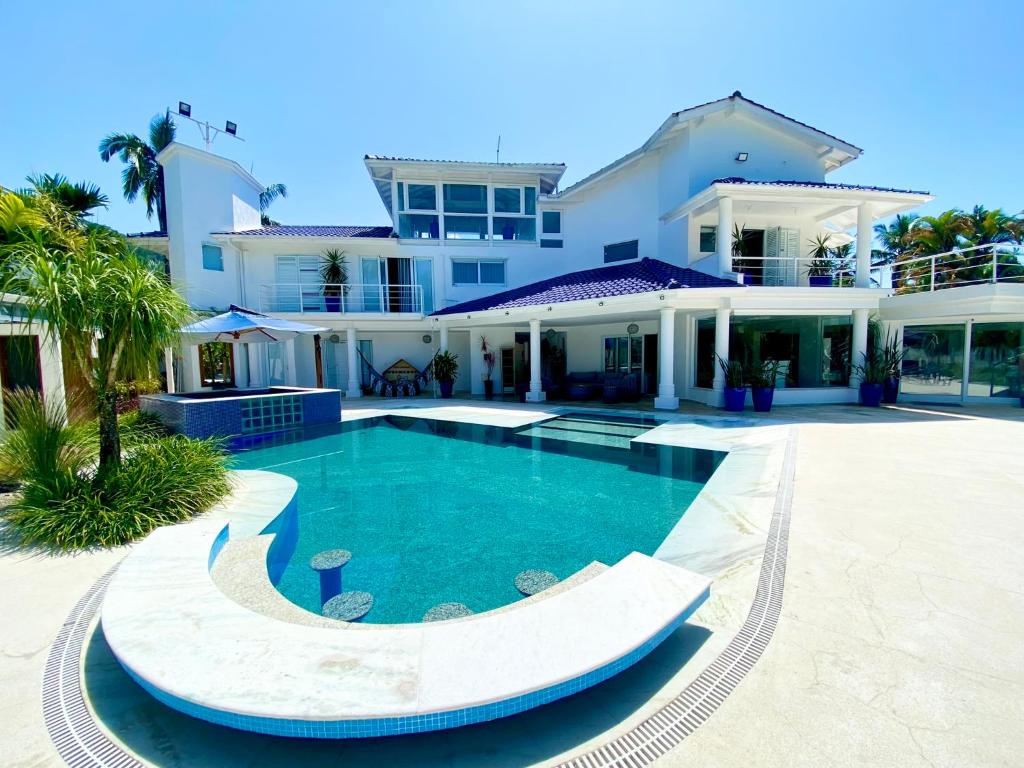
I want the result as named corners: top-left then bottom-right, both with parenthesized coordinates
top-left (172, 101), bottom-right (245, 152)
top-left (496, 134), bottom-right (501, 163)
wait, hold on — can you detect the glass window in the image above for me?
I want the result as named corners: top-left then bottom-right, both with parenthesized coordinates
top-left (414, 258), bottom-right (434, 314)
top-left (202, 244), bottom-right (223, 271)
top-left (542, 211), bottom-right (561, 234)
top-left (968, 322), bottom-right (1023, 398)
top-left (603, 336), bottom-right (643, 373)
top-left (407, 184), bottom-right (436, 211)
top-left (396, 182), bottom-right (405, 211)
top-left (398, 214), bottom-right (439, 239)
top-left (452, 261), bottom-right (478, 284)
top-left (525, 187), bottom-right (536, 215)
top-left (444, 215), bottom-right (489, 240)
top-left (443, 184), bottom-right (487, 213)
top-left (540, 239), bottom-right (563, 249)
top-left (695, 315), bottom-right (854, 389)
top-left (479, 261), bottom-right (505, 284)
top-left (901, 324), bottom-right (965, 397)
top-left (700, 225), bottom-right (717, 253)
top-left (494, 187), bottom-right (521, 213)
top-left (493, 217), bottom-right (536, 241)
top-left (604, 240), bottom-right (638, 263)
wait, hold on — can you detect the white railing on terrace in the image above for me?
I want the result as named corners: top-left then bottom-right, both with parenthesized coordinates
top-left (732, 256), bottom-right (856, 287)
top-left (258, 283), bottom-right (426, 314)
top-left (883, 243), bottom-right (1024, 294)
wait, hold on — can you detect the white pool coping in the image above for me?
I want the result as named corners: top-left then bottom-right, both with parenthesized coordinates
top-left (100, 404), bottom-right (786, 738)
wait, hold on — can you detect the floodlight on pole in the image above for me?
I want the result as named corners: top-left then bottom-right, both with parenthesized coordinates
top-left (171, 102), bottom-right (244, 151)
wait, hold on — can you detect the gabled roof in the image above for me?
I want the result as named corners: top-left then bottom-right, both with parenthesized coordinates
top-left (432, 258), bottom-right (739, 316)
top-left (711, 177), bottom-right (930, 195)
top-left (213, 225), bottom-right (394, 238)
top-left (553, 92), bottom-right (863, 199)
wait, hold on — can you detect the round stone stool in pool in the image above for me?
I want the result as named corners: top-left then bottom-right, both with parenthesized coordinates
top-left (322, 591), bottom-right (374, 622)
top-left (423, 603), bottom-right (474, 622)
top-left (310, 549), bottom-right (352, 605)
top-left (515, 569), bottom-right (559, 596)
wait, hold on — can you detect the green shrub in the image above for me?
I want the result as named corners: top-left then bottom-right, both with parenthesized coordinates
top-left (0, 391), bottom-right (231, 550)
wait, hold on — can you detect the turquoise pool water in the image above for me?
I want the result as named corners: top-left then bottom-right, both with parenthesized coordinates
top-left (232, 414), bottom-right (724, 624)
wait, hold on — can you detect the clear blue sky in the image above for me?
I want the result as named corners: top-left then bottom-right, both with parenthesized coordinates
top-left (2, 0), bottom-right (1022, 234)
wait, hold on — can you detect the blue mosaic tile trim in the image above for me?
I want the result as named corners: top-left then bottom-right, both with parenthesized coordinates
top-left (114, 585), bottom-right (709, 739)
top-left (261, 495), bottom-right (300, 585)
top-left (140, 390), bottom-right (341, 441)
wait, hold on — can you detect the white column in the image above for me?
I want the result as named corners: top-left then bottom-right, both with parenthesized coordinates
top-left (439, 325), bottom-right (449, 353)
top-left (186, 345), bottom-right (202, 391)
top-left (850, 308), bottom-right (869, 387)
top-left (164, 347), bottom-right (176, 393)
top-left (526, 319), bottom-right (545, 402)
top-left (654, 307), bottom-right (679, 410)
top-left (345, 327), bottom-right (361, 398)
top-left (469, 328), bottom-right (484, 396)
top-left (712, 308), bottom-right (731, 402)
top-left (717, 196), bottom-right (734, 276)
top-left (856, 202), bottom-right (873, 288)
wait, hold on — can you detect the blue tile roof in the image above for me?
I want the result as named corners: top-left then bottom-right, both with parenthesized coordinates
top-left (712, 178), bottom-right (930, 195)
top-left (215, 225), bottom-right (394, 238)
top-left (432, 258), bottom-right (739, 316)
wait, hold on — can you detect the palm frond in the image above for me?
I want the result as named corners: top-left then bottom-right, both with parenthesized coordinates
top-left (259, 182), bottom-right (288, 213)
top-left (148, 111), bottom-right (176, 152)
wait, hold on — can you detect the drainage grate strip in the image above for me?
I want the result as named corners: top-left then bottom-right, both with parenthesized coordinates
top-left (557, 427), bottom-right (797, 768)
top-left (41, 563), bottom-right (143, 768)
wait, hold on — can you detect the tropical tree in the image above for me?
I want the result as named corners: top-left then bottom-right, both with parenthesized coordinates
top-left (25, 173), bottom-right (108, 219)
top-left (259, 183), bottom-right (288, 226)
top-left (98, 111), bottom-right (176, 232)
top-left (0, 189), bottom-right (44, 245)
top-left (2, 232), bottom-right (192, 473)
top-left (963, 205), bottom-right (1023, 246)
top-left (873, 213), bottom-right (918, 265)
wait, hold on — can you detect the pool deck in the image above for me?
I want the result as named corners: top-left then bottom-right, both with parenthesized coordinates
top-left (2, 400), bottom-right (1023, 766)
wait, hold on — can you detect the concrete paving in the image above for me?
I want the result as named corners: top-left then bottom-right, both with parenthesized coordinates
top-left (1, 402), bottom-right (1022, 767)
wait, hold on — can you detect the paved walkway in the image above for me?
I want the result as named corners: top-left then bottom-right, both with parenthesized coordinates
top-left (664, 404), bottom-right (1024, 768)
top-left (1, 403), bottom-right (1022, 767)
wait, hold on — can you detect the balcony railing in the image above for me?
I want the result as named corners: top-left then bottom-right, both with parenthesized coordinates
top-left (732, 257), bottom-right (855, 287)
top-left (258, 283), bottom-right (426, 314)
top-left (884, 243), bottom-right (1024, 294)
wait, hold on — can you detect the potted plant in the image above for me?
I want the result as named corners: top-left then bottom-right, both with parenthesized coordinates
top-left (805, 234), bottom-right (834, 287)
top-left (881, 331), bottom-right (904, 404)
top-left (481, 336), bottom-right (496, 400)
top-left (717, 355), bottom-right (746, 412)
top-left (855, 346), bottom-right (887, 407)
top-left (320, 249), bottom-right (348, 312)
top-left (432, 350), bottom-right (459, 399)
top-left (749, 358), bottom-right (781, 413)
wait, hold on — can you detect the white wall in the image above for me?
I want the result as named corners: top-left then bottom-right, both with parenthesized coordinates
top-left (687, 112), bottom-right (826, 195)
top-left (161, 144), bottom-right (261, 311)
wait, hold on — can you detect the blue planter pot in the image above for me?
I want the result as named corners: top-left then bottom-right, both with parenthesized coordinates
top-left (860, 382), bottom-right (884, 407)
top-left (723, 386), bottom-right (747, 412)
top-left (324, 295), bottom-right (342, 312)
top-left (882, 377), bottom-right (900, 404)
top-left (752, 386), bottom-right (775, 413)
top-left (439, 380), bottom-right (454, 399)
top-left (808, 275), bottom-right (832, 287)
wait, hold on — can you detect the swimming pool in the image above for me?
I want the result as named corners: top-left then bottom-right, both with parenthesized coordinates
top-left (232, 412), bottom-right (725, 623)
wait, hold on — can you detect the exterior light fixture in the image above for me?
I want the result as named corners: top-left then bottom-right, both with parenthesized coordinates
top-left (422, 335), bottom-right (432, 344)
top-left (627, 323), bottom-right (640, 335)
top-left (225, 121), bottom-right (238, 136)
top-left (736, 152), bottom-right (748, 162)
top-left (598, 301), bottom-right (605, 306)
top-left (659, 294), bottom-right (665, 300)
top-left (178, 101), bottom-right (192, 117)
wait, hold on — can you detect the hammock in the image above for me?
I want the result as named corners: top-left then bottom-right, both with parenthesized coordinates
top-left (357, 349), bottom-right (439, 398)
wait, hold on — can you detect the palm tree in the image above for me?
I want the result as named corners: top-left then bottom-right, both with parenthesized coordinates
top-left (906, 210), bottom-right (972, 288)
top-left (873, 213), bottom-right (918, 265)
top-left (259, 183), bottom-right (288, 226)
top-left (25, 173), bottom-right (108, 219)
top-left (98, 112), bottom-right (176, 232)
top-left (3, 232), bottom-right (192, 472)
